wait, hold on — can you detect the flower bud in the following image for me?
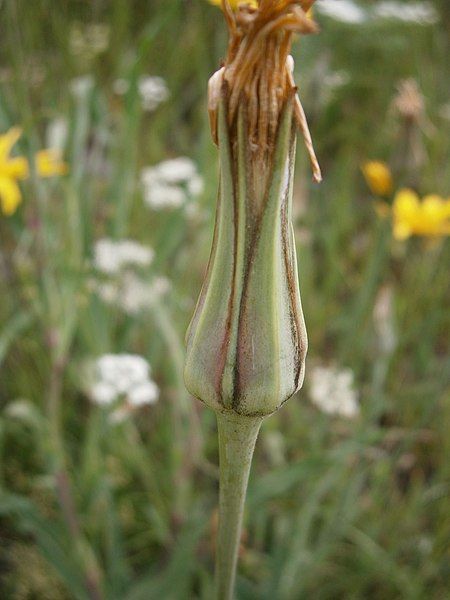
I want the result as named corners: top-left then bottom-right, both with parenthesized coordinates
top-left (184, 0), bottom-right (320, 418)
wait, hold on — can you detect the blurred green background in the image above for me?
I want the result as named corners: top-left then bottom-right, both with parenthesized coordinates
top-left (0, 0), bottom-right (449, 598)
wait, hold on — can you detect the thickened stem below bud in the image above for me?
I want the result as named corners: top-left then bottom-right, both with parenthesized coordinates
top-left (215, 412), bottom-right (262, 600)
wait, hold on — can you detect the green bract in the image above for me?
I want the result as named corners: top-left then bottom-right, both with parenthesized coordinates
top-left (184, 92), bottom-right (307, 417)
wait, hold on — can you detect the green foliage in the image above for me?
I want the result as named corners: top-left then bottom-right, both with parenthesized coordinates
top-left (0, 0), bottom-right (449, 598)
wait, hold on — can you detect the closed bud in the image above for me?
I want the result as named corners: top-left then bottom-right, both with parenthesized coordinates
top-left (185, 0), bottom-right (321, 418)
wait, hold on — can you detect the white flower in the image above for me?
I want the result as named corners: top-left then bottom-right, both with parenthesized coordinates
top-left (88, 353), bottom-right (159, 418)
top-left (90, 238), bottom-right (169, 315)
top-left (316, 0), bottom-right (368, 24)
top-left (187, 174), bottom-right (205, 197)
top-left (138, 76), bottom-right (169, 111)
top-left (140, 166), bottom-right (158, 186)
top-left (118, 240), bottom-right (154, 267)
top-left (93, 239), bottom-right (154, 274)
top-left (93, 240), bottom-right (119, 274)
top-left (141, 157), bottom-right (204, 211)
top-left (309, 365), bottom-right (360, 418)
top-left (4, 399), bottom-right (39, 422)
top-left (128, 381), bottom-right (159, 406)
top-left (119, 273), bottom-right (171, 314)
top-left (70, 75), bottom-right (95, 99)
top-left (92, 272), bottom-right (171, 314)
top-left (46, 118), bottom-right (68, 152)
top-left (89, 381), bottom-right (117, 405)
top-left (143, 181), bottom-right (186, 209)
top-left (97, 353), bottom-right (149, 393)
top-left (373, 2), bottom-right (438, 25)
top-left (155, 157), bottom-right (197, 183)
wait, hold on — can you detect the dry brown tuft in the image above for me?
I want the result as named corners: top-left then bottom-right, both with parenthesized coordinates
top-left (216, 0), bottom-right (321, 181)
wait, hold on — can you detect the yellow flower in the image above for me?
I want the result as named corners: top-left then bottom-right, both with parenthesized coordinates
top-left (0, 127), bottom-right (29, 215)
top-left (362, 160), bottom-right (393, 197)
top-left (0, 127), bottom-right (69, 216)
top-left (392, 188), bottom-right (450, 240)
top-left (35, 149), bottom-right (68, 177)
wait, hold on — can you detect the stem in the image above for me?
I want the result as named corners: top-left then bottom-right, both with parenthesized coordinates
top-left (47, 353), bottom-right (104, 600)
top-left (215, 411), bottom-right (263, 600)
top-left (340, 219), bottom-right (391, 365)
top-left (151, 301), bottom-right (202, 521)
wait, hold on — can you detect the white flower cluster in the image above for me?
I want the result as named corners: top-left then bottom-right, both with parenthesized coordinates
top-left (316, 0), bottom-right (438, 25)
top-left (138, 76), bottom-right (169, 111)
top-left (141, 157), bottom-right (204, 210)
top-left (316, 0), bottom-right (367, 24)
top-left (89, 353), bottom-right (158, 422)
top-left (46, 118), bottom-right (68, 152)
top-left (94, 272), bottom-right (171, 315)
top-left (70, 75), bottom-right (95, 100)
top-left (113, 76), bottom-right (169, 112)
top-left (91, 238), bottom-right (169, 314)
top-left (93, 238), bottom-right (154, 275)
top-left (309, 365), bottom-right (360, 418)
top-left (374, 2), bottom-right (438, 24)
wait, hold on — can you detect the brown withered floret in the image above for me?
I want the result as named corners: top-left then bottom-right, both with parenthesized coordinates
top-left (209, 0), bottom-right (321, 182)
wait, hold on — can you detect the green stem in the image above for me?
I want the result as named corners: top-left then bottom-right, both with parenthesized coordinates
top-left (47, 353), bottom-right (104, 600)
top-left (215, 411), bottom-right (263, 600)
top-left (340, 219), bottom-right (391, 365)
top-left (151, 300), bottom-right (202, 520)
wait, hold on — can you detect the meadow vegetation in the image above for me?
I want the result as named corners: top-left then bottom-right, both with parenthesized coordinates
top-left (0, 1), bottom-right (449, 598)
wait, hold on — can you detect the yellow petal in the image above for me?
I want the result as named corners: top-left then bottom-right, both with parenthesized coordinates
top-left (391, 188), bottom-right (419, 240)
top-left (392, 190), bottom-right (450, 239)
top-left (361, 160), bottom-right (393, 197)
top-left (419, 195), bottom-right (450, 236)
top-left (393, 222), bottom-right (412, 240)
top-left (35, 149), bottom-right (69, 178)
top-left (393, 188), bottom-right (420, 218)
top-left (422, 195), bottom-right (447, 219)
top-left (1, 156), bottom-right (29, 180)
top-left (0, 127), bottom-right (23, 162)
top-left (0, 176), bottom-right (22, 216)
